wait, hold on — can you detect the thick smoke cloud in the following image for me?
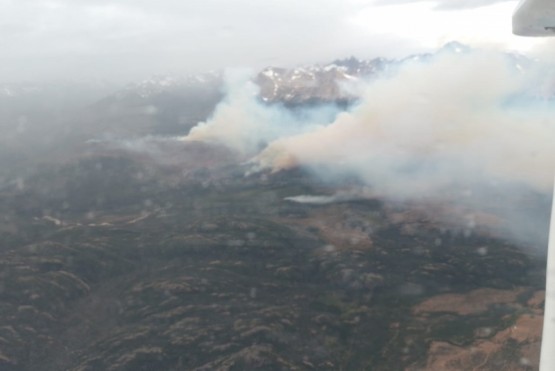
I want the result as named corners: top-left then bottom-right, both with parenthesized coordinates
top-left (185, 47), bottom-right (555, 247)
top-left (184, 70), bottom-right (341, 155)
top-left (256, 51), bottom-right (555, 196)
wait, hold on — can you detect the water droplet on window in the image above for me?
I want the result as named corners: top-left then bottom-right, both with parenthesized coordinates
top-left (16, 178), bottom-right (24, 190)
top-left (323, 245), bottom-right (336, 253)
top-left (520, 357), bottom-right (531, 366)
top-left (477, 247), bottom-right (488, 256)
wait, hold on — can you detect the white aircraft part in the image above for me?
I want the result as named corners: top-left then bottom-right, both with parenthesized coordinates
top-left (540, 185), bottom-right (555, 371)
top-left (512, 2), bottom-right (555, 370)
top-left (513, 0), bottom-right (555, 36)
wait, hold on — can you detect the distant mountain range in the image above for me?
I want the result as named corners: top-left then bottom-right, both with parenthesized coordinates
top-left (0, 41), bottom-right (536, 163)
top-left (0, 42), bottom-right (531, 108)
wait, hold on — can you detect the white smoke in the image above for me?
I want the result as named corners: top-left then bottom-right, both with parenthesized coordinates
top-left (284, 189), bottom-right (373, 205)
top-left (184, 47), bottom-right (555, 246)
top-left (183, 69), bottom-right (341, 155)
top-left (255, 50), bottom-right (555, 197)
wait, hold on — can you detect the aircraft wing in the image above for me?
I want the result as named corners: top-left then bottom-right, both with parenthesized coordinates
top-left (513, 0), bottom-right (555, 36)
top-left (513, 2), bottom-right (555, 370)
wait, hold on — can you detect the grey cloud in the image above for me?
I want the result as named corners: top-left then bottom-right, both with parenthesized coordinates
top-left (435, 0), bottom-right (514, 10)
top-left (372, 0), bottom-right (514, 10)
top-left (185, 49), bottom-right (555, 246)
top-left (0, 0), bottom-right (422, 82)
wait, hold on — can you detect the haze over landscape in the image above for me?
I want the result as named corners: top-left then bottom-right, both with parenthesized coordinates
top-left (0, 0), bottom-right (553, 370)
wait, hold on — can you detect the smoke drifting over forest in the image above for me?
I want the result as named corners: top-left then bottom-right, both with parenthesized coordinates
top-left (185, 47), bottom-right (555, 247)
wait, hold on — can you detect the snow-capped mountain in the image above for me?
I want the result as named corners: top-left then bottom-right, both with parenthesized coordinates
top-left (0, 42), bottom-right (536, 109)
top-left (110, 42), bottom-right (523, 106)
top-left (252, 43), bottom-right (471, 104)
top-left (106, 56), bottom-right (391, 106)
top-left (254, 57), bottom-right (388, 104)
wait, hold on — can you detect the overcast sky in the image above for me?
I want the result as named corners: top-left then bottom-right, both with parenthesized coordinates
top-left (0, 0), bottom-right (545, 82)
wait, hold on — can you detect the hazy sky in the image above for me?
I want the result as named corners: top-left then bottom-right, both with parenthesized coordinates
top-left (0, 0), bottom-right (545, 82)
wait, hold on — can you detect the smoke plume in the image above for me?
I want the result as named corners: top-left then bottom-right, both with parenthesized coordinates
top-left (184, 69), bottom-right (341, 155)
top-left (185, 47), bottom-right (555, 247)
